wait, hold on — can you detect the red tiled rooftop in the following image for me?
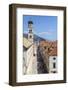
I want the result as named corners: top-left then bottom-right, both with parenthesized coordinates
top-left (39, 40), bottom-right (57, 56)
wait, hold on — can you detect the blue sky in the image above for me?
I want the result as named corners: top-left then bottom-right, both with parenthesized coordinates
top-left (23, 15), bottom-right (57, 41)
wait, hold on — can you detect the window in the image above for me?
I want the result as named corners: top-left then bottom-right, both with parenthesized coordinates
top-left (29, 30), bottom-right (32, 33)
top-left (53, 71), bottom-right (56, 73)
top-left (44, 46), bottom-right (46, 49)
top-left (51, 71), bottom-right (56, 73)
top-left (53, 57), bottom-right (56, 60)
top-left (53, 62), bottom-right (56, 68)
top-left (48, 48), bottom-right (51, 52)
top-left (33, 54), bottom-right (35, 56)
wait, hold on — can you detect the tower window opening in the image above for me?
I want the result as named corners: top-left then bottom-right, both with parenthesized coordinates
top-left (29, 35), bottom-right (32, 38)
top-left (29, 30), bottom-right (32, 33)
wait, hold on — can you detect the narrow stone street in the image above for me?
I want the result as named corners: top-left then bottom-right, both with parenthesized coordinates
top-left (37, 46), bottom-right (48, 74)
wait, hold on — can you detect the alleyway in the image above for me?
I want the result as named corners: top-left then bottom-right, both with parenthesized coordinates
top-left (37, 46), bottom-right (48, 74)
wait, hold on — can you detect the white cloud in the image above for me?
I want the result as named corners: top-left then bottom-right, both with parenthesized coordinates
top-left (39, 31), bottom-right (52, 35)
top-left (24, 31), bottom-right (28, 33)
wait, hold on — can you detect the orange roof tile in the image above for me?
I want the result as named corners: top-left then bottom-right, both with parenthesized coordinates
top-left (39, 40), bottom-right (57, 56)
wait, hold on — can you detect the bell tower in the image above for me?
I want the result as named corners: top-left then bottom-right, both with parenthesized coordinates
top-left (28, 21), bottom-right (33, 43)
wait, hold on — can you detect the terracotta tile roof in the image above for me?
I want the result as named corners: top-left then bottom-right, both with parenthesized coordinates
top-left (23, 37), bottom-right (32, 49)
top-left (40, 40), bottom-right (57, 56)
top-left (48, 46), bottom-right (57, 56)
